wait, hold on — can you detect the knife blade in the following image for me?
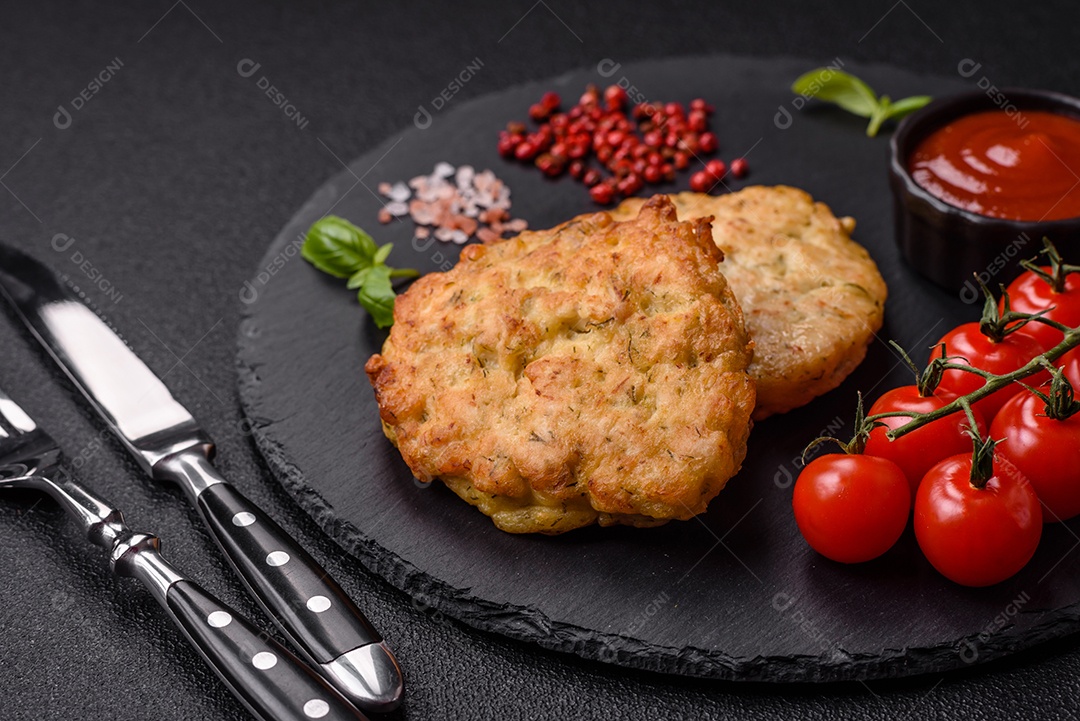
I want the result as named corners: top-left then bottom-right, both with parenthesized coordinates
top-left (0, 243), bottom-right (404, 713)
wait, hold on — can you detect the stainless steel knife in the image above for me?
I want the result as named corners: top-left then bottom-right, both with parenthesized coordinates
top-left (0, 243), bottom-right (404, 713)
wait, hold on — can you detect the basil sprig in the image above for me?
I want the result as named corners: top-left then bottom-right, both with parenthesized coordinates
top-left (791, 68), bottom-right (931, 137)
top-left (302, 216), bottom-right (419, 328)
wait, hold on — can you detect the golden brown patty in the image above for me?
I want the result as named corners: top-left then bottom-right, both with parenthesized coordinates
top-left (365, 196), bottom-right (756, 534)
top-left (610, 186), bottom-right (887, 419)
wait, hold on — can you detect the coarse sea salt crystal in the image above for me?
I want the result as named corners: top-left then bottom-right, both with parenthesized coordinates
top-left (385, 201), bottom-right (409, 217)
top-left (387, 182), bottom-right (411, 202)
top-left (378, 162), bottom-right (527, 245)
top-left (456, 165), bottom-right (474, 187)
top-left (410, 201), bottom-right (435, 225)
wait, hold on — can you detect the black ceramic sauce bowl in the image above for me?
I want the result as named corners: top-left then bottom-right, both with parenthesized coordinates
top-left (889, 88), bottom-right (1080, 299)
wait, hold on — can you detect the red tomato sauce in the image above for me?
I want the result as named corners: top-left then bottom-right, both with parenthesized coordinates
top-left (908, 110), bottom-right (1080, 221)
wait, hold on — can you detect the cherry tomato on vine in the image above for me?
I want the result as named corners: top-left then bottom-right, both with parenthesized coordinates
top-left (864, 386), bottom-right (987, 500)
top-left (992, 389), bottom-right (1080, 522)
top-left (931, 322), bottom-right (1050, 420)
top-left (915, 453), bottom-right (1042, 587)
top-left (1003, 265), bottom-right (1080, 349)
top-left (792, 454), bottom-right (910, 564)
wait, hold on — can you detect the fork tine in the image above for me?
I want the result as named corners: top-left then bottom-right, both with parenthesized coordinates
top-left (0, 384), bottom-right (61, 481)
top-left (0, 385), bottom-right (38, 438)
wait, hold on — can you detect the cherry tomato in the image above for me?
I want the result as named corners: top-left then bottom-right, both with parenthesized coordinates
top-left (793, 454), bottom-right (910, 564)
top-left (1003, 265), bottom-right (1080, 349)
top-left (915, 453), bottom-right (1042, 587)
top-left (992, 390), bottom-right (1080, 522)
top-left (864, 386), bottom-right (987, 500)
top-left (931, 322), bottom-right (1050, 420)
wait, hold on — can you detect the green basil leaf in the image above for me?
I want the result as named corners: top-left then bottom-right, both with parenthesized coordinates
top-left (866, 97), bottom-right (890, 137)
top-left (792, 68), bottom-right (880, 119)
top-left (882, 95), bottom-right (933, 121)
top-left (301, 216), bottom-right (418, 329)
top-left (866, 109), bottom-right (887, 137)
top-left (357, 264), bottom-right (396, 329)
top-left (346, 266), bottom-right (372, 290)
top-left (302, 216), bottom-right (378, 278)
top-left (373, 242), bottom-right (393, 266)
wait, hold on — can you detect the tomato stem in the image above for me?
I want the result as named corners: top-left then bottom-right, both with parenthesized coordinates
top-left (977, 277), bottom-right (1050, 342)
top-left (889, 340), bottom-right (943, 396)
top-left (875, 324), bottom-right (1080, 441)
top-left (1020, 237), bottom-right (1080, 295)
top-left (1020, 360), bottom-right (1080, 421)
top-left (962, 400), bottom-right (997, 489)
top-left (803, 392), bottom-right (874, 460)
top-left (922, 343), bottom-right (953, 396)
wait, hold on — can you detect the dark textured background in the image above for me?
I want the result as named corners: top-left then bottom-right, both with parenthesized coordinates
top-left (1, 1), bottom-right (1078, 719)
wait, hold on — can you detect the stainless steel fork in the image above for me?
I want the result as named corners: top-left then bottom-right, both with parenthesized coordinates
top-left (0, 386), bottom-right (368, 721)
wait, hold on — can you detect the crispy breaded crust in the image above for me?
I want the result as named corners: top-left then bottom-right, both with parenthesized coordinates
top-left (611, 186), bottom-right (887, 419)
top-left (366, 196), bottom-right (755, 534)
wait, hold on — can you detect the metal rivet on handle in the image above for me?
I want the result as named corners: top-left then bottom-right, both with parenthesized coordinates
top-left (251, 651), bottom-right (278, 670)
top-left (306, 596), bottom-right (331, 613)
top-left (303, 699), bottom-right (330, 718)
top-left (266, 551), bottom-right (290, 567)
top-left (206, 611), bottom-right (233, 628)
top-left (232, 512), bottom-right (256, 527)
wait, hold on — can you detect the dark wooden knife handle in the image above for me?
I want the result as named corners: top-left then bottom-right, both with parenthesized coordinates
top-left (196, 482), bottom-right (382, 662)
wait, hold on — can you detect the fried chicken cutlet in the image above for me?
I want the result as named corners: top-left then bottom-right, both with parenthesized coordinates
top-left (611, 186), bottom-right (887, 419)
top-left (365, 196), bottom-right (756, 534)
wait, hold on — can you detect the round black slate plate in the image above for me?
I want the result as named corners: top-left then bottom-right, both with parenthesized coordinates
top-left (237, 55), bottom-right (1080, 682)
